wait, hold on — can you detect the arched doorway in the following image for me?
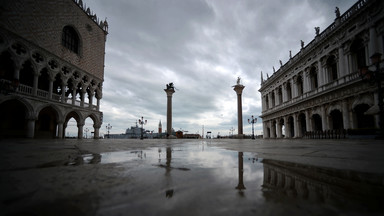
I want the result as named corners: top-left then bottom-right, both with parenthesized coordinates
top-left (35, 106), bottom-right (58, 138)
top-left (312, 114), bottom-right (322, 131)
top-left (330, 110), bottom-right (343, 130)
top-left (0, 100), bottom-right (28, 138)
top-left (298, 113), bottom-right (306, 137)
top-left (354, 104), bottom-right (374, 129)
top-left (64, 111), bottom-right (81, 138)
top-left (84, 116), bottom-right (95, 139)
top-left (288, 116), bottom-right (294, 138)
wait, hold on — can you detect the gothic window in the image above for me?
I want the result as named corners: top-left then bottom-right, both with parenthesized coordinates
top-left (19, 60), bottom-right (34, 87)
top-left (38, 68), bottom-right (50, 91)
top-left (62, 26), bottom-right (80, 54)
top-left (350, 38), bottom-right (366, 71)
top-left (310, 66), bottom-right (318, 89)
top-left (327, 55), bottom-right (338, 81)
top-left (0, 51), bottom-right (14, 81)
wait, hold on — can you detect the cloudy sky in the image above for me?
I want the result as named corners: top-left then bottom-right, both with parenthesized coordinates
top-left (73, 0), bottom-right (356, 137)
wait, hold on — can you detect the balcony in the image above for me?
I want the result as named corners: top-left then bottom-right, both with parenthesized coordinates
top-left (0, 79), bottom-right (98, 111)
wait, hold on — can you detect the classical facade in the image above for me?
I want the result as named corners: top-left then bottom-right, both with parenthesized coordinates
top-left (259, 0), bottom-right (384, 138)
top-left (0, 0), bottom-right (108, 138)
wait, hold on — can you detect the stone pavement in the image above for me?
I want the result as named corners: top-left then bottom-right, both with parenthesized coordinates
top-left (0, 138), bottom-right (383, 215)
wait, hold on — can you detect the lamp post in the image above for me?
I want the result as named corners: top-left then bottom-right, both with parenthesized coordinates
top-left (106, 123), bottom-right (112, 139)
top-left (229, 127), bottom-right (235, 138)
top-left (248, 115), bottom-right (257, 140)
top-left (359, 52), bottom-right (384, 139)
top-left (138, 116), bottom-right (147, 140)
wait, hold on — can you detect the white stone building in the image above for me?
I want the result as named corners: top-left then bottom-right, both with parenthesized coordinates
top-left (0, 0), bottom-right (108, 138)
top-left (259, 0), bottom-right (384, 138)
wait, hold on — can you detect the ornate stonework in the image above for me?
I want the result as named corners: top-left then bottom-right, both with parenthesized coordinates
top-left (259, 0), bottom-right (384, 138)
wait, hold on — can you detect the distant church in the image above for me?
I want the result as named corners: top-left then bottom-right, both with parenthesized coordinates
top-left (259, 0), bottom-right (384, 138)
top-left (0, 0), bottom-right (108, 138)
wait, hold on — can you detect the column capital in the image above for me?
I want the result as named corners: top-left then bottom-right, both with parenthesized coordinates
top-left (233, 84), bottom-right (245, 95)
top-left (164, 88), bottom-right (175, 97)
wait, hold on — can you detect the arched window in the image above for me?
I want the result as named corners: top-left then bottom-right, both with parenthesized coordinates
top-left (350, 38), bottom-right (366, 71)
top-left (310, 66), bottom-right (318, 90)
top-left (62, 26), bottom-right (80, 54)
top-left (327, 55), bottom-right (338, 82)
top-left (296, 75), bottom-right (303, 96)
top-left (286, 82), bottom-right (292, 100)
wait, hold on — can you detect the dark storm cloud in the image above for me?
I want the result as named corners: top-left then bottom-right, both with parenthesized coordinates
top-left (83, 0), bottom-right (356, 136)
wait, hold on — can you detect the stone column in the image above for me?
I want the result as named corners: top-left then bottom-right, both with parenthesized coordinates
top-left (94, 124), bottom-right (101, 139)
top-left (57, 121), bottom-right (64, 138)
top-left (48, 77), bottom-right (54, 100)
top-left (233, 84), bottom-right (245, 138)
top-left (78, 123), bottom-right (84, 139)
top-left (164, 87), bottom-right (175, 138)
top-left (80, 89), bottom-right (86, 107)
top-left (88, 92), bottom-right (94, 109)
top-left (33, 73), bottom-right (39, 96)
top-left (304, 69), bottom-right (310, 93)
top-left (276, 120), bottom-right (282, 138)
top-left (72, 87), bottom-right (77, 105)
top-left (321, 106), bottom-right (328, 131)
top-left (338, 46), bottom-right (345, 77)
top-left (369, 27), bottom-right (379, 58)
top-left (342, 100), bottom-right (350, 129)
top-left (26, 118), bottom-right (35, 138)
top-left (270, 120), bottom-right (275, 138)
top-left (263, 122), bottom-right (268, 139)
top-left (317, 61), bottom-right (324, 86)
top-left (61, 82), bottom-right (66, 103)
top-left (305, 110), bottom-right (311, 132)
top-left (293, 113), bottom-right (299, 138)
top-left (282, 83), bottom-right (287, 102)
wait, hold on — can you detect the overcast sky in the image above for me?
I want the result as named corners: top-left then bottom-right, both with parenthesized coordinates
top-left (72, 0), bottom-right (356, 138)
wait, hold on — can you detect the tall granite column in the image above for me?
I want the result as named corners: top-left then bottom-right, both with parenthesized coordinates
top-left (164, 84), bottom-right (175, 138)
top-left (233, 81), bottom-right (245, 138)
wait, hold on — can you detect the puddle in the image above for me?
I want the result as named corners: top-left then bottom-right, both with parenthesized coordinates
top-left (75, 145), bottom-right (384, 215)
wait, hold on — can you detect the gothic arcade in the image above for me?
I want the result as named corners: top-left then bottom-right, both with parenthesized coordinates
top-left (0, 0), bottom-right (108, 138)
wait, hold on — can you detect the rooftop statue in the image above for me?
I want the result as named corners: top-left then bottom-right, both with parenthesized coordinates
top-left (335, 7), bottom-right (340, 18)
top-left (166, 82), bottom-right (175, 90)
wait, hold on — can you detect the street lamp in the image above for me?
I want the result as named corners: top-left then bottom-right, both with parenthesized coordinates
top-left (138, 116), bottom-right (147, 140)
top-left (229, 127), bottom-right (235, 138)
top-left (248, 115), bottom-right (257, 140)
top-left (106, 123), bottom-right (112, 139)
top-left (359, 52), bottom-right (384, 139)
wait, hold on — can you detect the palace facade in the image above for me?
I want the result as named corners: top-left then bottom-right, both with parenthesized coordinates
top-left (259, 0), bottom-right (384, 138)
top-left (0, 0), bottom-right (108, 138)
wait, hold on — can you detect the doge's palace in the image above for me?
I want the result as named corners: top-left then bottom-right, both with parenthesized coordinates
top-left (259, 0), bottom-right (384, 139)
top-left (0, 0), bottom-right (108, 138)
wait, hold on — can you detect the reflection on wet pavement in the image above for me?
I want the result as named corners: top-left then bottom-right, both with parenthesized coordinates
top-left (1, 140), bottom-right (384, 215)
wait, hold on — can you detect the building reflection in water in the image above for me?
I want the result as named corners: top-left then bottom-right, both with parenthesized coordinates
top-left (262, 159), bottom-right (384, 211)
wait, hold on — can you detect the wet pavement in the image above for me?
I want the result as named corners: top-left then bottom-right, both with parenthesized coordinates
top-left (1, 138), bottom-right (384, 215)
